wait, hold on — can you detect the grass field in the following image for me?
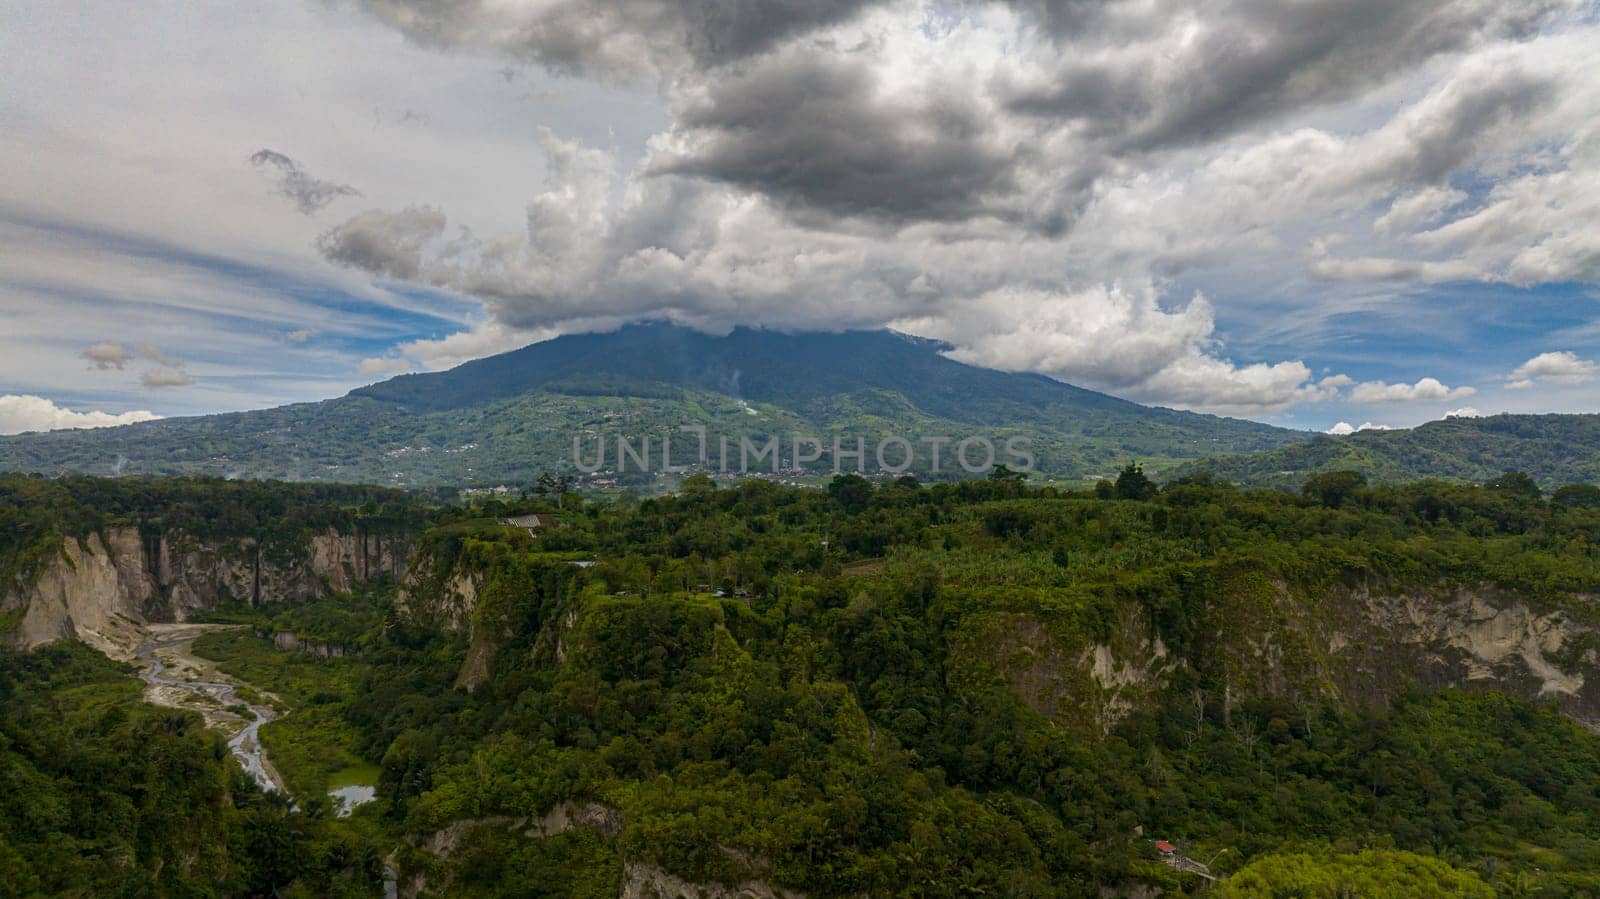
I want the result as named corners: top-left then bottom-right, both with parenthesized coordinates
top-left (191, 627), bottom-right (376, 807)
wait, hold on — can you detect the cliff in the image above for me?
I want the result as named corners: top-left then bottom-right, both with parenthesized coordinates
top-left (1, 525), bottom-right (413, 658)
top-left (954, 577), bottom-right (1600, 733)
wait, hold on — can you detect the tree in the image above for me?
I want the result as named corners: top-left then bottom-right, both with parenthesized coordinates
top-left (1303, 470), bottom-right (1368, 509)
top-left (1552, 483), bottom-right (1600, 509)
top-left (1114, 462), bottom-right (1157, 500)
top-left (827, 474), bottom-right (874, 513)
top-left (987, 465), bottom-right (1026, 483)
top-left (1487, 470), bottom-right (1540, 499)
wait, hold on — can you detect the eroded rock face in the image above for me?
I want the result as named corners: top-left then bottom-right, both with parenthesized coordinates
top-left (1336, 587), bottom-right (1600, 726)
top-left (7, 529), bottom-right (152, 659)
top-left (3, 526), bottom-right (414, 655)
top-left (393, 554), bottom-right (480, 633)
top-left (966, 581), bottom-right (1600, 733)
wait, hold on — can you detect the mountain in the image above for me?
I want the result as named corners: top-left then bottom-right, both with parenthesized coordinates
top-left (1178, 413), bottom-right (1600, 490)
top-left (0, 325), bottom-right (1308, 486)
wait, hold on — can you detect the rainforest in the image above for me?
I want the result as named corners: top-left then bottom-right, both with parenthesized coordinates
top-left (5, 469), bottom-right (1600, 897)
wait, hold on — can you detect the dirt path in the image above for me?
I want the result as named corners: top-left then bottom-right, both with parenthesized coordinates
top-left (136, 623), bottom-right (290, 795)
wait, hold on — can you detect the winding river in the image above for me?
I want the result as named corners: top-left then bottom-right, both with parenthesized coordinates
top-left (135, 624), bottom-right (288, 795)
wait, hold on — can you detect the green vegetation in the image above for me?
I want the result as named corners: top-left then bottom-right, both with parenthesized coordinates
top-left (0, 642), bottom-right (384, 896)
top-left (1183, 413), bottom-right (1600, 489)
top-left (190, 592), bottom-right (391, 803)
top-left (10, 472), bottom-right (1600, 895)
top-left (0, 474), bottom-right (427, 595)
top-left (0, 325), bottom-right (1308, 486)
top-left (356, 473), bottom-right (1600, 895)
top-left (1213, 849), bottom-right (1495, 898)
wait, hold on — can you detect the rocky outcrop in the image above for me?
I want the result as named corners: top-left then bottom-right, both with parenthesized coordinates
top-left (1334, 586), bottom-right (1600, 726)
top-left (404, 803), bottom-right (798, 899)
top-left (965, 581), bottom-right (1600, 733)
top-left (3, 525), bottom-right (414, 656)
top-left (4, 530), bottom-right (152, 659)
top-left (394, 553), bottom-right (479, 633)
top-left (272, 630), bottom-right (351, 659)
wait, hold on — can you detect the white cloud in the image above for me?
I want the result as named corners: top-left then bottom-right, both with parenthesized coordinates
top-left (1506, 351), bottom-right (1597, 389)
top-left (356, 356), bottom-right (414, 378)
top-left (1349, 377), bottom-right (1476, 404)
top-left (285, 328), bottom-right (317, 343)
top-left (1328, 420), bottom-right (1396, 434)
top-left (1374, 187), bottom-right (1469, 234)
top-left (0, 394), bottom-right (160, 435)
top-left (5, 0), bottom-right (1600, 421)
top-left (1444, 406), bottom-right (1483, 418)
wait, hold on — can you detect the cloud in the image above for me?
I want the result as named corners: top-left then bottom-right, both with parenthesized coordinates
top-left (317, 206), bottom-right (448, 281)
top-left (136, 343), bottom-right (182, 369)
top-left (911, 283), bottom-right (1350, 415)
top-left (139, 367), bottom-right (196, 388)
top-left (134, 343), bottom-right (195, 388)
top-left (13, 0), bottom-right (1592, 422)
top-left (80, 341), bottom-right (130, 370)
top-left (356, 356), bottom-right (414, 378)
top-left (249, 149), bottom-right (361, 215)
top-left (0, 394), bottom-right (160, 435)
top-left (1444, 406), bottom-right (1483, 418)
top-left (1329, 420), bottom-right (1393, 434)
top-left (1506, 351), bottom-right (1597, 389)
top-left (1374, 187), bottom-right (1469, 234)
top-left (1349, 377), bottom-right (1476, 404)
top-left (285, 328), bottom-right (317, 343)
top-left (342, 0), bottom-right (884, 83)
top-left (304, 0), bottom-right (1599, 417)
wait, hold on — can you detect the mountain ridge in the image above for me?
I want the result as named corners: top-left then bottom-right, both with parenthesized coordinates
top-left (0, 325), bottom-right (1309, 486)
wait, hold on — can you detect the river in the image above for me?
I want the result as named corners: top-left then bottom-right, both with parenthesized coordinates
top-left (135, 623), bottom-right (289, 795)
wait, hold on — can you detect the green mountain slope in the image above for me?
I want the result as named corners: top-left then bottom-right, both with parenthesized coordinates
top-left (0, 325), bottom-right (1307, 486)
top-left (1179, 413), bottom-right (1600, 489)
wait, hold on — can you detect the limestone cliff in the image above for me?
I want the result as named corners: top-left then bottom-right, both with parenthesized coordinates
top-left (2, 525), bottom-right (413, 657)
top-left (960, 580), bottom-right (1600, 732)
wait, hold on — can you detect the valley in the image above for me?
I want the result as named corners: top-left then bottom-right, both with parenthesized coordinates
top-left (8, 471), bottom-right (1600, 894)
top-left (136, 623), bottom-right (288, 797)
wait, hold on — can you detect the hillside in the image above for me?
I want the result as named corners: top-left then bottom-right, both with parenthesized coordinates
top-left (8, 475), bottom-right (1600, 894)
top-left (0, 325), bottom-right (1306, 486)
top-left (1179, 413), bottom-right (1600, 489)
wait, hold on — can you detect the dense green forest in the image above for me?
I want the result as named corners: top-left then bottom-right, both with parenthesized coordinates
top-left (0, 642), bottom-right (385, 896)
top-left (1181, 413), bottom-right (1600, 490)
top-left (0, 475), bottom-right (432, 591)
top-left (7, 470), bottom-right (1600, 895)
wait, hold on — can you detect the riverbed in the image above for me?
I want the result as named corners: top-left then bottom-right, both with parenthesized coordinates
top-left (135, 623), bottom-right (290, 795)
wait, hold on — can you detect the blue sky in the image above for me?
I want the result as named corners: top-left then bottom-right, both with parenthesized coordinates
top-left (2, 0), bottom-right (1598, 435)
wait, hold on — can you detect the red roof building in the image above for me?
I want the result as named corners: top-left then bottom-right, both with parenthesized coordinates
top-left (1154, 840), bottom-right (1177, 855)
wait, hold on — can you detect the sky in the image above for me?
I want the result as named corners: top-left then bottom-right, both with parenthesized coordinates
top-left (2, 0), bottom-right (1599, 436)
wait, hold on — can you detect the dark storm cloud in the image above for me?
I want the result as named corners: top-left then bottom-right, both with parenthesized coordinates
top-left (1008, 0), bottom-right (1563, 154)
top-left (652, 54), bottom-right (1027, 224)
top-left (345, 0), bottom-right (885, 80)
top-left (316, 206), bottom-right (447, 280)
top-left (339, 0), bottom-right (1565, 232)
top-left (317, 0), bottom-right (1597, 414)
top-left (249, 149), bottom-right (362, 215)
